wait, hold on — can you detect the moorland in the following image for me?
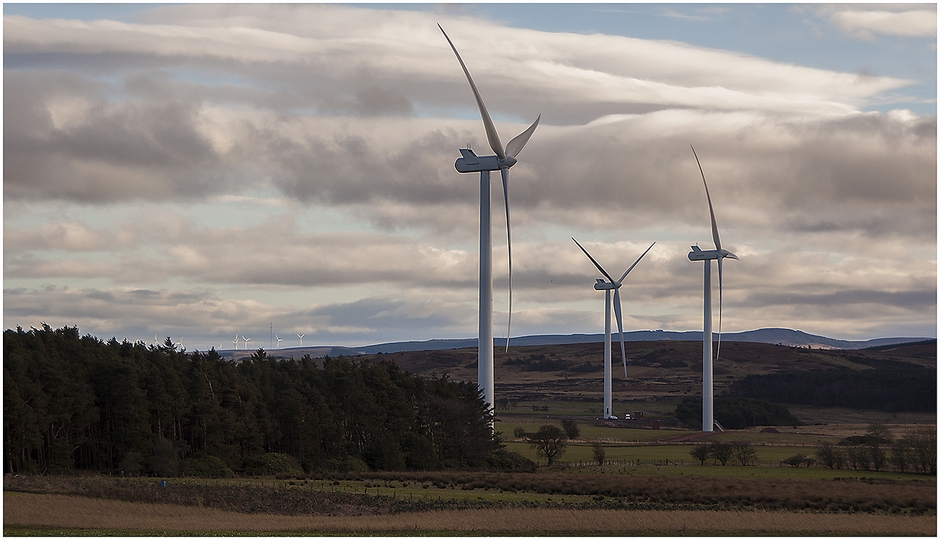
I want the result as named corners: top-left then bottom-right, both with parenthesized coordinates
top-left (3, 326), bottom-right (936, 535)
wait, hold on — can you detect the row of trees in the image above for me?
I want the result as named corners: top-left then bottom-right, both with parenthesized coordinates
top-left (812, 426), bottom-right (936, 474)
top-left (689, 441), bottom-right (758, 466)
top-left (675, 396), bottom-right (799, 429)
top-left (727, 364), bottom-right (936, 412)
top-left (4, 325), bottom-right (520, 476)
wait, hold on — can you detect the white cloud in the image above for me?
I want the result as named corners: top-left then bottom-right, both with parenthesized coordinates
top-left (824, 6), bottom-right (937, 40)
top-left (3, 4), bottom-right (935, 348)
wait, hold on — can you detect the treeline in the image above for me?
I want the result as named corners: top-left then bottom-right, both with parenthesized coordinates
top-left (727, 363), bottom-right (936, 412)
top-left (4, 325), bottom-right (524, 477)
top-left (675, 396), bottom-right (799, 429)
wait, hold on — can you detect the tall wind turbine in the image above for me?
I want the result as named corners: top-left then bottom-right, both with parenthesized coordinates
top-left (439, 24), bottom-right (540, 413)
top-left (242, 335), bottom-right (251, 350)
top-left (297, 333), bottom-right (305, 347)
top-left (275, 335), bottom-right (283, 349)
top-left (687, 145), bottom-right (738, 432)
top-left (573, 238), bottom-right (655, 420)
top-left (233, 334), bottom-right (239, 350)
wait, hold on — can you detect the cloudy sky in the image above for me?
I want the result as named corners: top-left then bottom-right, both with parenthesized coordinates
top-left (4, 3), bottom-right (936, 351)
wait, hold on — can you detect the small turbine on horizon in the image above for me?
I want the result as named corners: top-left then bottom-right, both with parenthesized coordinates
top-left (233, 334), bottom-right (239, 350)
top-left (275, 335), bottom-right (283, 349)
top-left (439, 24), bottom-right (540, 417)
top-left (242, 335), bottom-right (251, 350)
top-left (297, 333), bottom-right (305, 347)
top-left (573, 238), bottom-right (655, 420)
top-left (687, 145), bottom-right (738, 432)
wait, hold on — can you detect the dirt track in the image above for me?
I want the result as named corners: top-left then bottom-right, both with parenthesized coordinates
top-left (5, 492), bottom-right (936, 535)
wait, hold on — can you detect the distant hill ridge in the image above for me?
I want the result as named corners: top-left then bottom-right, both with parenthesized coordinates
top-left (238, 328), bottom-right (933, 360)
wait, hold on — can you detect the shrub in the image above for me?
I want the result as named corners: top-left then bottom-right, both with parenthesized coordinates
top-left (260, 452), bottom-right (304, 477)
top-left (182, 455), bottom-right (235, 478)
top-left (118, 452), bottom-right (143, 476)
top-left (484, 449), bottom-right (537, 472)
top-left (560, 419), bottom-right (580, 440)
top-left (782, 454), bottom-right (814, 468)
top-left (591, 442), bottom-right (606, 466)
top-left (327, 455), bottom-right (370, 473)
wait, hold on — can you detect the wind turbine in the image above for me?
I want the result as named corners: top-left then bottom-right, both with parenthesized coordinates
top-left (439, 24), bottom-right (540, 414)
top-left (233, 334), bottom-right (239, 350)
top-left (687, 145), bottom-right (738, 432)
top-left (573, 238), bottom-right (655, 420)
top-left (297, 333), bottom-right (305, 347)
top-left (275, 335), bottom-right (283, 349)
top-left (242, 335), bottom-right (251, 350)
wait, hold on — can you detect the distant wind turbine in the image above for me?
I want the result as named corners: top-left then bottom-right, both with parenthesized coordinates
top-left (233, 334), bottom-right (239, 350)
top-left (275, 335), bottom-right (283, 349)
top-left (242, 335), bottom-right (251, 350)
top-left (297, 333), bottom-right (305, 347)
top-left (440, 24), bottom-right (540, 415)
top-left (573, 238), bottom-right (655, 420)
top-left (687, 145), bottom-right (738, 432)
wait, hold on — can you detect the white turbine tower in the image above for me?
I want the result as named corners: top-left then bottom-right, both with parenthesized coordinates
top-left (275, 335), bottom-right (283, 349)
top-left (687, 145), bottom-right (738, 432)
top-left (233, 335), bottom-right (239, 350)
top-left (242, 335), bottom-right (251, 350)
top-left (297, 333), bottom-right (305, 347)
top-left (440, 25), bottom-right (540, 414)
top-left (573, 239), bottom-right (655, 420)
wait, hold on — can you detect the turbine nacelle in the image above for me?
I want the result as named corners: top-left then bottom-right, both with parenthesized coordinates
top-left (454, 148), bottom-right (517, 173)
top-left (594, 279), bottom-right (618, 291)
top-left (688, 246), bottom-right (738, 261)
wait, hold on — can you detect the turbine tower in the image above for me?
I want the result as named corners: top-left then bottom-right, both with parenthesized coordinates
top-left (233, 334), bottom-right (239, 350)
top-left (687, 145), bottom-right (738, 432)
top-left (297, 333), bottom-right (305, 347)
top-left (440, 24), bottom-right (540, 414)
top-left (573, 238), bottom-right (655, 419)
top-left (242, 335), bottom-right (251, 350)
top-left (275, 335), bottom-right (283, 349)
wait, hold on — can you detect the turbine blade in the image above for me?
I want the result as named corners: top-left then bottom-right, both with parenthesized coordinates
top-left (505, 114), bottom-right (540, 158)
top-left (613, 288), bottom-right (627, 378)
top-left (439, 24), bottom-right (505, 160)
top-left (571, 238), bottom-right (615, 284)
top-left (691, 145), bottom-right (722, 250)
top-left (617, 242), bottom-right (656, 284)
top-left (501, 167), bottom-right (513, 352)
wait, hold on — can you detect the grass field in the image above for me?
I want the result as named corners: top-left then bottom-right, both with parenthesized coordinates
top-left (5, 491), bottom-right (936, 536)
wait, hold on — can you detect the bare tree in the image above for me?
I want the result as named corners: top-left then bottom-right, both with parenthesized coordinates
top-left (815, 442), bottom-right (847, 470)
top-left (528, 425), bottom-right (568, 466)
top-left (708, 442), bottom-right (733, 466)
top-left (732, 441), bottom-right (758, 466)
top-left (689, 445), bottom-right (710, 465)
